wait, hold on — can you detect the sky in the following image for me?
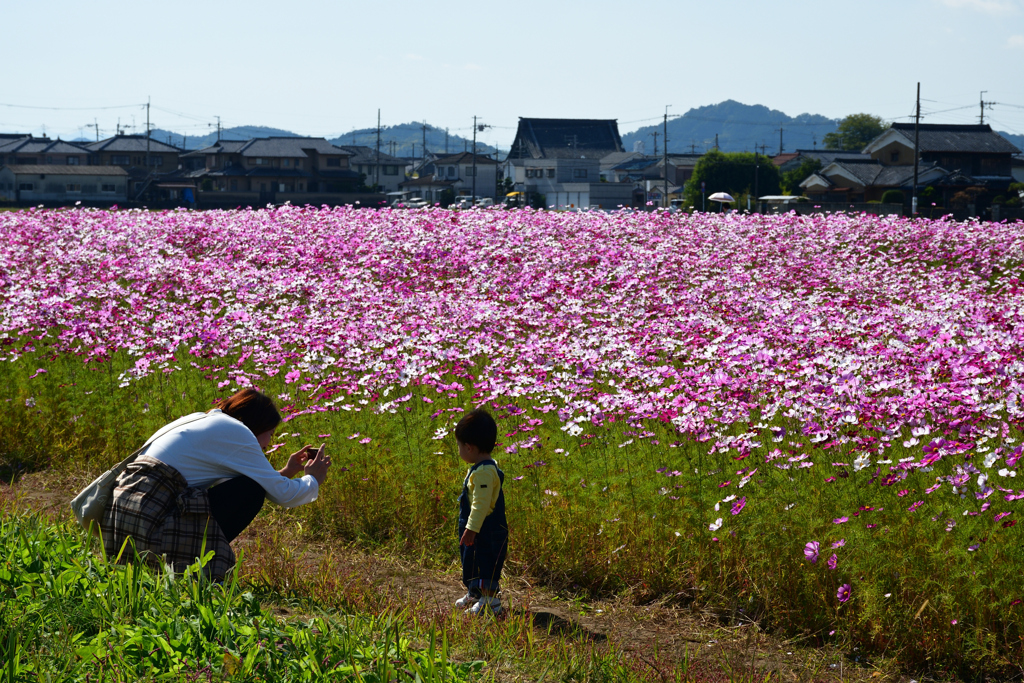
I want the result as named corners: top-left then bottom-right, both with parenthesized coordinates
top-left (3, 0), bottom-right (1024, 151)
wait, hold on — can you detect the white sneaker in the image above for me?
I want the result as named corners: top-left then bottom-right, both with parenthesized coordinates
top-left (469, 596), bottom-right (502, 616)
top-left (455, 592), bottom-right (478, 609)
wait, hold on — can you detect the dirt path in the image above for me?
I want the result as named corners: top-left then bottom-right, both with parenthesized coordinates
top-left (2, 469), bottom-right (908, 682)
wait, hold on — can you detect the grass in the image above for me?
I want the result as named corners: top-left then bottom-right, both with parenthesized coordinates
top-left (2, 347), bottom-right (1022, 679)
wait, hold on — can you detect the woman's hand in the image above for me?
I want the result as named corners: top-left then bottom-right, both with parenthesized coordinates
top-left (303, 443), bottom-right (331, 487)
top-left (279, 445), bottom-right (319, 479)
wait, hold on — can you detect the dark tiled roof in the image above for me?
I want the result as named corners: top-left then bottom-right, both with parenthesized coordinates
top-left (0, 137), bottom-right (90, 155)
top-left (0, 164), bottom-right (128, 176)
top-left (337, 145), bottom-right (405, 164)
top-left (828, 160), bottom-right (941, 187)
top-left (87, 135), bottom-right (181, 154)
top-left (185, 141), bottom-right (248, 156)
top-left (508, 118), bottom-right (624, 160)
top-left (793, 149), bottom-right (871, 165)
top-left (432, 151), bottom-right (497, 166)
top-left (889, 124), bottom-right (1021, 154)
top-left (612, 158), bottom-right (660, 171)
top-left (237, 137), bottom-right (349, 158)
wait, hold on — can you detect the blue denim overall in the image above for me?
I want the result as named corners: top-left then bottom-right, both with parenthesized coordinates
top-left (458, 459), bottom-right (508, 595)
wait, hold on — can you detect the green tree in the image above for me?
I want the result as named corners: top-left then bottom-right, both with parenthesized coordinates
top-left (822, 113), bottom-right (887, 151)
top-left (780, 158), bottom-right (822, 194)
top-left (683, 150), bottom-right (781, 209)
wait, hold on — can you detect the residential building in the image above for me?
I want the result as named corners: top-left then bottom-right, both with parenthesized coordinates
top-left (396, 175), bottom-right (455, 204)
top-left (427, 152), bottom-right (499, 199)
top-left (800, 158), bottom-right (947, 203)
top-left (0, 136), bottom-right (92, 167)
top-left (181, 137), bottom-right (367, 206)
top-left (504, 118), bottom-right (635, 208)
top-left (773, 149), bottom-right (869, 173)
top-left (337, 145), bottom-right (408, 193)
top-left (0, 164), bottom-right (128, 204)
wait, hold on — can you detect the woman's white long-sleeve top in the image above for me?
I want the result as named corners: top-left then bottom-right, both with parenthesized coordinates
top-left (143, 409), bottom-right (318, 508)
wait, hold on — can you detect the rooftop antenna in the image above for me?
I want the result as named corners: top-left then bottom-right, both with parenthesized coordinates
top-left (979, 91), bottom-right (995, 124)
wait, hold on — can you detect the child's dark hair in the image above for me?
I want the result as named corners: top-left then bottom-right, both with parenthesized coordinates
top-left (454, 409), bottom-right (497, 453)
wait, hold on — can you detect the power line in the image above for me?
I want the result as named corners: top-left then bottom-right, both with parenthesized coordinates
top-left (0, 101), bottom-right (144, 111)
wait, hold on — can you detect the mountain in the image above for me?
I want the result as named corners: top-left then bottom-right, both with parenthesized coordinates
top-left (328, 122), bottom-right (499, 157)
top-left (622, 100), bottom-right (839, 155)
top-left (998, 130), bottom-right (1024, 152)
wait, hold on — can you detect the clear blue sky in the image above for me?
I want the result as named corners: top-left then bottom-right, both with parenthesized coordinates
top-left (3, 0), bottom-right (1023, 148)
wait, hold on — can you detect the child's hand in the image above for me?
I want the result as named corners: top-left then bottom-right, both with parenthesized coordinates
top-left (460, 529), bottom-right (477, 546)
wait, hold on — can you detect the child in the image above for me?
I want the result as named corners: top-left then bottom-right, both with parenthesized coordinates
top-left (454, 409), bottom-right (508, 615)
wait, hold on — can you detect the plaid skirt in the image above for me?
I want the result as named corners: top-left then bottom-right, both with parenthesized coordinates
top-left (100, 454), bottom-right (234, 581)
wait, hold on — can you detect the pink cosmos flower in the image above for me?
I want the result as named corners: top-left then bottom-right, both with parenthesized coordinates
top-left (837, 584), bottom-right (851, 603)
top-left (804, 541), bottom-right (819, 563)
top-left (731, 497), bottom-right (746, 515)
top-left (908, 501), bottom-right (923, 512)
top-left (827, 554), bottom-right (838, 570)
top-left (831, 539), bottom-right (846, 548)
top-left (833, 516), bottom-right (848, 524)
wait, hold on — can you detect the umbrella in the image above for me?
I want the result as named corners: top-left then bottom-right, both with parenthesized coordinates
top-left (708, 192), bottom-right (734, 203)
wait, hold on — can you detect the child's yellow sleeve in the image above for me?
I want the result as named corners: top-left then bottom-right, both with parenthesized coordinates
top-left (466, 466), bottom-right (501, 532)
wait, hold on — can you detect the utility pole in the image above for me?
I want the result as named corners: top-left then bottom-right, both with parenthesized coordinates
top-left (777, 126), bottom-right (784, 156)
top-left (714, 133), bottom-right (719, 150)
top-left (650, 130), bottom-right (659, 157)
top-left (753, 145), bottom-right (759, 213)
top-left (88, 119), bottom-right (99, 142)
top-left (445, 127), bottom-right (449, 154)
top-left (690, 140), bottom-right (697, 154)
top-left (146, 97), bottom-right (151, 173)
top-left (979, 91), bottom-right (995, 124)
top-left (663, 105), bottom-right (670, 209)
top-left (215, 116), bottom-right (221, 142)
top-left (913, 82), bottom-right (920, 216)
top-left (421, 122), bottom-right (428, 157)
top-left (472, 116), bottom-right (478, 200)
top-left (375, 109), bottom-right (381, 191)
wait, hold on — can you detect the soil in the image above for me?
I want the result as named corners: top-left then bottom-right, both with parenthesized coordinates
top-left (2, 468), bottom-right (922, 682)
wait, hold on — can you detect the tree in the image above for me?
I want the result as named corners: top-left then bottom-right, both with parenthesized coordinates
top-left (780, 158), bottom-right (822, 194)
top-left (683, 150), bottom-right (781, 209)
top-left (822, 114), bottom-right (887, 151)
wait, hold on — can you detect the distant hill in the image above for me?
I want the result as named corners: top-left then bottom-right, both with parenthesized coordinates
top-left (149, 126), bottom-right (300, 150)
top-left (998, 130), bottom-right (1024, 152)
top-left (329, 122), bottom-right (499, 157)
top-left (623, 100), bottom-right (839, 154)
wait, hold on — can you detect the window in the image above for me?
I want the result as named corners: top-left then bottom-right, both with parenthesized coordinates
top-left (384, 165), bottom-right (398, 175)
top-left (149, 156), bottom-right (164, 167)
top-left (890, 151), bottom-right (899, 163)
top-left (573, 168), bottom-right (588, 179)
top-left (101, 184), bottom-right (116, 192)
top-left (255, 158), bottom-right (267, 165)
top-left (448, 166), bottom-right (456, 177)
top-left (66, 184), bottom-right (81, 193)
top-left (46, 156), bottom-right (53, 164)
top-left (284, 159), bottom-right (291, 167)
top-left (18, 183), bottom-right (34, 191)
top-left (67, 156), bottom-right (80, 165)
top-left (110, 155), bottom-right (130, 165)
top-left (465, 166), bottom-right (476, 176)
top-left (326, 157), bottom-right (341, 167)
top-left (546, 168), bottom-right (555, 178)
top-left (15, 157), bottom-right (36, 164)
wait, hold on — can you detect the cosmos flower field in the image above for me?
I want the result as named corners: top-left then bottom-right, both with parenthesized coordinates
top-left (2, 205), bottom-right (1023, 672)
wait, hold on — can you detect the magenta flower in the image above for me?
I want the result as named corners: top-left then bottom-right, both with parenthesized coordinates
top-left (831, 538), bottom-right (846, 548)
top-left (837, 584), bottom-right (851, 603)
top-left (908, 500), bottom-right (923, 512)
top-left (827, 554), bottom-right (838, 570)
top-left (731, 496), bottom-right (747, 515)
top-left (804, 541), bottom-right (819, 563)
top-left (833, 516), bottom-right (849, 524)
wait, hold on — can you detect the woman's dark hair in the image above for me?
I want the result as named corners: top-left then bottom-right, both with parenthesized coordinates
top-left (213, 389), bottom-right (281, 437)
top-left (454, 409), bottom-right (497, 453)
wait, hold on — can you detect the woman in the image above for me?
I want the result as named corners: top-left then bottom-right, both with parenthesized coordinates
top-left (101, 388), bottom-right (331, 580)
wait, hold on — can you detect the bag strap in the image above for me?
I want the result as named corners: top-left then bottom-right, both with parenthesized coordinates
top-left (119, 411), bottom-right (214, 469)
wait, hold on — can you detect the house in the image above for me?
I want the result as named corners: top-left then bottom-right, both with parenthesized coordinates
top-left (504, 118), bottom-right (635, 208)
top-left (396, 175), bottom-right (456, 204)
top-left (181, 137), bottom-right (367, 206)
top-left (0, 136), bottom-right (92, 167)
top-left (0, 164), bottom-right (128, 204)
top-left (800, 158), bottom-right (947, 203)
top-left (773, 149), bottom-right (869, 173)
top-left (85, 135), bottom-right (183, 199)
top-left (861, 123), bottom-right (1021, 209)
top-left (337, 146), bottom-right (408, 193)
top-left (428, 152), bottom-right (499, 199)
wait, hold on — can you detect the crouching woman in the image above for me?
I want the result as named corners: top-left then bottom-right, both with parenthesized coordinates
top-left (100, 388), bottom-right (330, 580)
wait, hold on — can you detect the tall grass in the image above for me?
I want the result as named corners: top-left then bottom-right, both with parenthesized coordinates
top-left (3, 350), bottom-right (1022, 677)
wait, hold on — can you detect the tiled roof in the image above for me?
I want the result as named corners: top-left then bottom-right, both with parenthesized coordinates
top-left (432, 152), bottom-right (497, 166)
top-left (237, 137), bottom-right (350, 158)
top-left (508, 118), bottom-right (624, 160)
top-left (87, 135), bottom-right (181, 154)
top-left (337, 145), bottom-right (405, 165)
top-left (0, 164), bottom-right (128, 176)
top-left (827, 160), bottom-right (942, 187)
top-left (185, 141), bottom-right (248, 156)
top-left (888, 124), bottom-right (1021, 154)
top-left (0, 137), bottom-right (90, 155)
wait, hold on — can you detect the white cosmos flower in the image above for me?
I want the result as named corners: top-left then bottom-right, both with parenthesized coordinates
top-left (709, 518), bottom-right (723, 531)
